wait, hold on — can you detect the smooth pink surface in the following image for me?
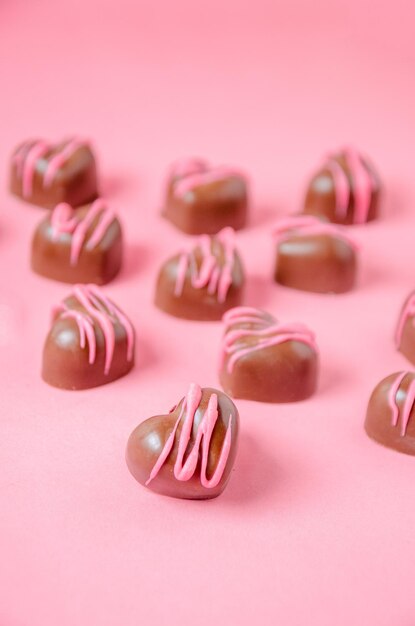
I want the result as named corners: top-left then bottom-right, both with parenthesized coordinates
top-left (1, 1), bottom-right (415, 625)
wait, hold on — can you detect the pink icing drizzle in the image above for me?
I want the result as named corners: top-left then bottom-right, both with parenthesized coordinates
top-left (53, 284), bottom-right (134, 375)
top-left (325, 159), bottom-right (350, 220)
top-left (146, 383), bottom-right (233, 489)
top-left (173, 165), bottom-right (246, 199)
top-left (272, 215), bottom-right (358, 249)
top-left (50, 199), bottom-right (116, 266)
top-left (43, 138), bottom-right (84, 187)
top-left (174, 227), bottom-right (237, 303)
top-left (387, 372), bottom-right (415, 437)
top-left (395, 292), bottom-right (415, 348)
top-left (325, 147), bottom-right (377, 224)
top-left (220, 306), bottom-right (318, 373)
top-left (13, 137), bottom-right (87, 198)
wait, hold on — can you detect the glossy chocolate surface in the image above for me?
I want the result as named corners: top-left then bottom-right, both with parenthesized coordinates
top-left (126, 386), bottom-right (239, 499)
top-left (155, 228), bottom-right (245, 321)
top-left (163, 158), bottom-right (248, 235)
top-left (219, 308), bottom-right (318, 403)
top-left (10, 138), bottom-right (98, 209)
top-left (303, 148), bottom-right (380, 225)
top-left (42, 285), bottom-right (135, 390)
top-left (275, 233), bottom-right (357, 294)
top-left (365, 372), bottom-right (415, 456)
top-left (396, 291), bottom-right (415, 366)
top-left (31, 201), bottom-right (122, 285)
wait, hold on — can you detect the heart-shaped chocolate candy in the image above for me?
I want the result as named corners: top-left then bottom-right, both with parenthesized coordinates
top-left (219, 307), bottom-right (319, 403)
top-left (126, 383), bottom-right (239, 499)
top-left (163, 157), bottom-right (248, 235)
top-left (10, 136), bottom-right (98, 209)
top-left (31, 199), bottom-right (122, 285)
top-left (273, 216), bottom-right (358, 294)
top-left (42, 284), bottom-right (135, 390)
top-left (155, 227), bottom-right (245, 321)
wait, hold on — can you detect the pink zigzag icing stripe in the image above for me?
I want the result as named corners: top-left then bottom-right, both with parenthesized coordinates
top-left (325, 147), bottom-right (377, 224)
top-left (221, 306), bottom-right (318, 374)
top-left (325, 159), bottom-right (350, 220)
top-left (53, 284), bottom-right (134, 375)
top-left (272, 215), bottom-right (359, 249)
top-left (395, 292), bottom-right (415, 348)
top-left (50, 199), bottom-right (116, 266)
top-left (387, 372), bottom-right (415, 437)
top-left (146, 383), bottom-right (232, 488)
top-left (13, 137), bottom-right (87, 198)
top-left (174, 227), bottom-right (236, 304)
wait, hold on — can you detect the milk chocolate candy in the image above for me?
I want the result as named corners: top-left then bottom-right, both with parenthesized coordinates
top-left (10, 137), bottom-right (98, 209)
top-left (303, 147), bottom-right (380, 225)
top-left (42, 284), bottom-right (135, 390)
top-left (365, 371), bottom-right (415, 456)
top-left (126, 383), bottom-right (239, 499)
top-left (163, 157), bottom-right (248, 235)
top-left (219, 307), bottom-right (319, 403)
top-left (273, 216), bottom-right (358, 294)
top-left (155, 227), bottom-right (245, 321)
top-left (31, 200), bottom-right (122, 285)
top-left (395, 291), bottom-right (415, 366)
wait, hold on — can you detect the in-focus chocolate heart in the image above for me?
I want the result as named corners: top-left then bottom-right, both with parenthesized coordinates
top-left (126, 383), bottom-right (239, 499)
top-left (10, 136), bottom-right (98, 209)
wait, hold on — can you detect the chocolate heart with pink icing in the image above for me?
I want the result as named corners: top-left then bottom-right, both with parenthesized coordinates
top-left (126, 383), bottom-right (239, 500)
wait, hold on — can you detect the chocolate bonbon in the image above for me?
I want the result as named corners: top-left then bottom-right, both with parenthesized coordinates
top-left (155, 227), bottom-right (245, 320)
top-left (10, 137), bottom-right (98, 209)
top-left (31, 200), bottom-right (122, 284)
top-left (219, 307), bottom-right (319, 402)
top-left (365, 371), bottom-right (415, 455)
top-left (303, 147), bottom-right (380, 225)
top-left (163, 157), bottom-right (248, 234)
top-left (395, 291), bottom-right (415, 366)
top-left (42, 284), bottom-right (135, 390)
top-left (126, 383), bottom-right (239, 499)
top-left (273, 216), bottom-right (358, 294)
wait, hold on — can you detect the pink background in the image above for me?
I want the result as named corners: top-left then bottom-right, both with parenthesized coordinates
top-left (1, 0), bottom-right (415, 624)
